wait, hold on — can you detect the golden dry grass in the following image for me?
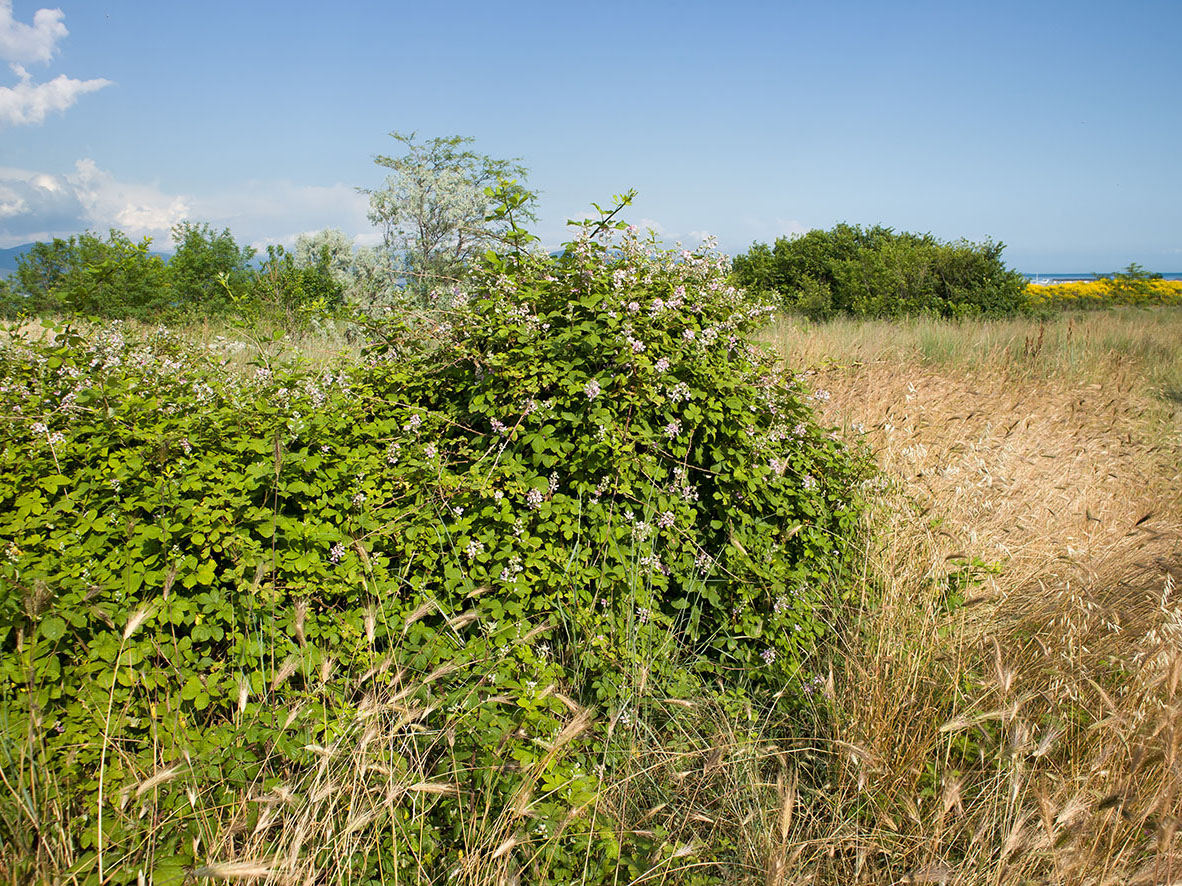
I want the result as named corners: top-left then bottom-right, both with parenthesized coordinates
top-left (754, 310), bottom-right (1182, 885)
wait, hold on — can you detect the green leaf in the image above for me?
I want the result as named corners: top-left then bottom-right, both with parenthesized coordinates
top-left (39, 615), bottom-right (67, 641)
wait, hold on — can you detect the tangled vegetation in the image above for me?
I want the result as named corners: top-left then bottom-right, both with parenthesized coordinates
top-left (0, 200), bottom-right (866, 883)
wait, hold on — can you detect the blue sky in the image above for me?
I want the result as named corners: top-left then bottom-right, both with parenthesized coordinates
top-left (1, 0), bottom-right (1180, 271)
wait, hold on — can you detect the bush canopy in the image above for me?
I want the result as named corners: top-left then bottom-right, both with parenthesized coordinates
top-left (732, 223), bottom-right (1030, 320)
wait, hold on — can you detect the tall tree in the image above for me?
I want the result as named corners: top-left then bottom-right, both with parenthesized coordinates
top-left (365, 132), bottom-right (536, 302)
top-left (168, 222), bottom-right (255, 315)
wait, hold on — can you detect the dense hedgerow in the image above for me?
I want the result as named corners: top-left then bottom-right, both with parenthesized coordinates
top-left (732, 223), bottom-right (1030, 319)
top-left (366, 216), bottom-right (866, 694)
top-left (0, 208), bottom-right (866, 882)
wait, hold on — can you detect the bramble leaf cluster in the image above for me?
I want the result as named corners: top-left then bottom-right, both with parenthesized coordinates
top-left (0, 206), bottom-right (866, 881)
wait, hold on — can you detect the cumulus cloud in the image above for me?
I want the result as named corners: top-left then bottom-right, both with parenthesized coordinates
top-left (0, 0), bottom-right (66, 64)
top-left (187, 180), bottom-right (372, 252)
top-left (638, 217), bottom-right (666, 236)
top-left (0, 62), bottom-right (111, 126)
top-left (0, 161), bottom-right (189, 246)
top-left (0, 164), bottom-right (87, 244)
top-left (0, 160), bottom-right (376, 250)
top-left (0, 188), bottom-right (27, 218)
top-left (70, 159), bottom-right (191, 239)
top-left (0, 2), bottom-right (111, 127)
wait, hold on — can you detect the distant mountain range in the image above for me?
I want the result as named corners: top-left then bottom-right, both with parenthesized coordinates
top-left (0, 242), bottom-right (172, 277)
top-left (0, 244), bottom-right (33, 276)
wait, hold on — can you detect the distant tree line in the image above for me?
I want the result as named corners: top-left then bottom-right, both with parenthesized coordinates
top-left (0, 224), bottom-right (388, 325)
top-left (0, 132), bottom-right (537, 325)
top-left (731, 224), bottom-right (1030, 319)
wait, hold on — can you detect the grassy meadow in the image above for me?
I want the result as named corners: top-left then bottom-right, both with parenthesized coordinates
top-left (1, 303), bottom-right (1180, 885)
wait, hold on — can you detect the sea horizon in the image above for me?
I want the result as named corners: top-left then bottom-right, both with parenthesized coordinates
top-left (1023, 271), bottom-right (1182, 284)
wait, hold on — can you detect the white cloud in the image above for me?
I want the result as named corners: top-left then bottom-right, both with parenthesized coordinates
top-left (0, 3), bottom-right (111, 127)
top-left (70, 158), bottom-right (190, 240)
top-left (774, 217), bottom-right (806, 238)
top-left (0, 183), bottom-right (27, 217)
top-left (0, 160), bottom-right (377, 250)
top-left (0, 62), bottom-right (111, 126)
top-left (688, 229), bottom-right (714, 244)
top-left (0, 163), bottom-right (87, 244)
top-left (189, 179), bottom-right (372, 251)
top-left (0, 1), bottom-right (67, 64)
top-left (0, 160), bottom-right (189, 246)
top-left (638, 217), bottom-right (666, 236)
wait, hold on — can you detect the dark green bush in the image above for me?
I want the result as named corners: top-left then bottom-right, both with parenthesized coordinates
top-left (0, 205), bottom-right (865, 881)
top-left (3, 231), bottom-right (171, 320)
top-left (1, 225), bottom-right (346, 326)
top-left (168, 221), bottom-right (256, 315)
top-left (732, 223), bottom-right (1030, 319)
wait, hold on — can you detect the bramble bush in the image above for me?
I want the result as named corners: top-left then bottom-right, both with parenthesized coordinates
top-left (0, 197), bottom-right (866, 883)
top-left (364, 201), bottom-right (866, 700)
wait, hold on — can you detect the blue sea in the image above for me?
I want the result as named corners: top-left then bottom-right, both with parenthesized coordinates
top-left (1024, 272), bottom-right (1182, 284)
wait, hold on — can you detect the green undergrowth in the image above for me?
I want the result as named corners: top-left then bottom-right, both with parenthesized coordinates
top-left (0, 204), bottom-right (868, 883)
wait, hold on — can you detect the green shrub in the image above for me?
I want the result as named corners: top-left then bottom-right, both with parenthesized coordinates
top-left (0, 201), bottom-right (865, 881)
top-left (168, 221), bottom-right (256, 316)
top-left (247, 243), bottom-right (345, 328)
top-left (374, 214), bottom-right (866, 701)
top-left (733, 223), bottom-right (1030, 319)
top-left (5, 231), bottom-right (171, 320)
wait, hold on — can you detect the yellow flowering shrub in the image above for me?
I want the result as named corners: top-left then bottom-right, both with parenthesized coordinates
top-left (1027, 278), bottom-right (1182, 309)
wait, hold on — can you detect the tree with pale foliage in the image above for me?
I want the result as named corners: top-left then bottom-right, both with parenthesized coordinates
top-left (294, 228), bottom-right (402, 311)
top-left (365, 132), bottom-right (537, 302)
top-left (295, 229), bottom-right (354, 285)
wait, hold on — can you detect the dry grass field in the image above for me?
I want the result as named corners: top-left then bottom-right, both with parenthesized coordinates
top-left (750, 308), bottom-right (1182, 884)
